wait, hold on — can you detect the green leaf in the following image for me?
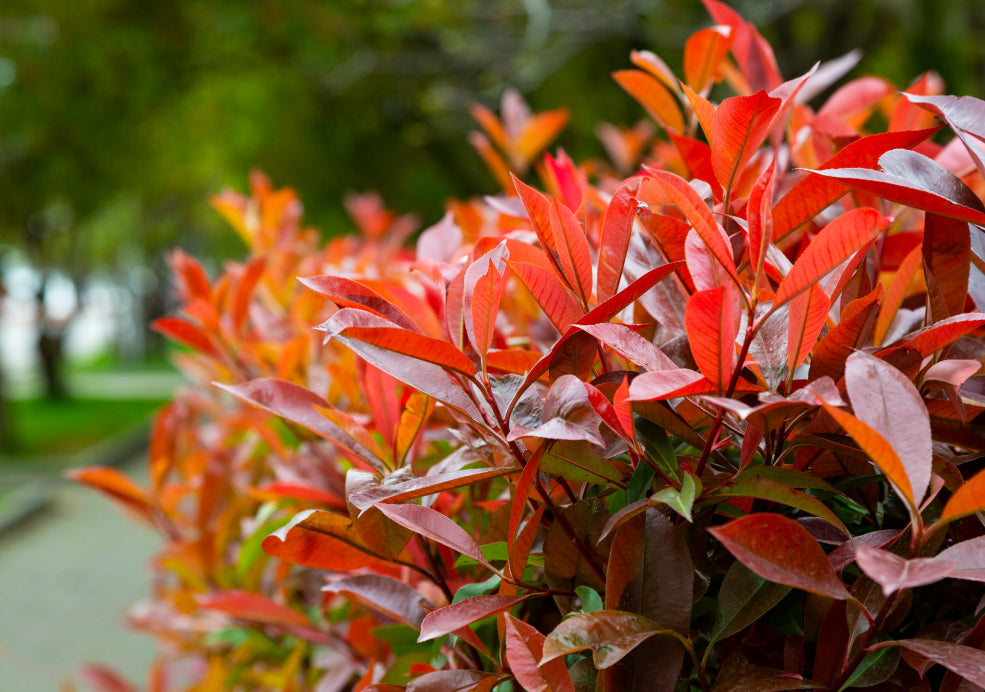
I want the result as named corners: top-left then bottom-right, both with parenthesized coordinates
top-left (636, 418), bottom-right (679, 482)
top-left (452, 574), bottom-right (502, 604)
top-left (711, 561), bottom-right (790, 644)
top-left (651, 472), bottom-right (700, 522)
top-left (838, 645), bottom-right (899, 690)
top-left (575, 586), bottom-right (604, 613)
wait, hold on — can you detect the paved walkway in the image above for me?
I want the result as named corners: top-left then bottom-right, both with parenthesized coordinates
top-left (0, 453), bottom-right (158, 689)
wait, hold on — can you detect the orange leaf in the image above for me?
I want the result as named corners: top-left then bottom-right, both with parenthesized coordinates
top-left (686, 284), bottom-right (740, 390)
top-left (940, 467), bottom-right (985, 525)
top-left (507, 259), bottom-right (583, 332)
top-left (152, 316), bottom-right (218, 357)
top-left (394, 391), bottom-right (434, 467)
top-left (820, 403), bottom-right (916, 511)
top-left (613, 69), bottom-right (685, 134)
top-left (262, 509), bottom-right (399, 571)
top-left (67, 466), bottom-right (154, 526)
top-left (230, 257), bottom-right (265, 332)
top-left (874, 244), bottom-right (923, 346)
top-left (711, 91), bottom-right (781, 193)
top-left (517, 109), bottom-right (570, 163)
top-left (774, 208), bottom-right (890, 306)
top-left (549, 200), bottom-right (594, 308)
top-left (684, 26), bottom-right (734, 94)
top-left (787, 284), bottom-right (830, 373)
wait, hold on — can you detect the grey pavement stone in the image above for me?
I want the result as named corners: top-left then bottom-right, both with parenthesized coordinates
top-left (0, 453), bottom-right (158, 690)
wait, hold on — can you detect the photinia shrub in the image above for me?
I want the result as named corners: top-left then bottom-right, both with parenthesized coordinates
top-left (73, 2), bottom-right (985, 690)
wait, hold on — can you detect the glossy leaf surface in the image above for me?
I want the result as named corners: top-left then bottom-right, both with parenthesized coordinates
top-left (709, 514), bottom-right (851, 600)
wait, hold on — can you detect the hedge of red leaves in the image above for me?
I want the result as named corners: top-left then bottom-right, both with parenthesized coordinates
top-left (73, 2), bottom-right (985, 690)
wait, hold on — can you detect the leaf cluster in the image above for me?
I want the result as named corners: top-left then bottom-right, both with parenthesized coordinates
top-left (74, 3), bottom-right (985, 690)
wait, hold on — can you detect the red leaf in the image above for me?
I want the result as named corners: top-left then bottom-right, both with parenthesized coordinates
top-left (685, 228), bottom-right (734, 292)
top-left (513, 174), bottom-right (557, 256)
top-left (508, 448), bottom-right (544, 580)
top-left (686, 284), bottom-right (740, 390)
top-left (256, 483), bottom-right (346, 509)
top-left (374, 502), bottom-right (488, 566)
top-left (629, 369), bottom-right (761, 401)
top-left (684, 26), bottom-right (734, 94)
top-left (702, 0), bottom-right (783, 93)
top-left (504, 613), bottom-right (575, 692)
top-left (321, 309), bottom-right (479, 417)
top-left (76, 664), bottom-right (139, 692)
top-left (406, 670), bottom-right (503, 692)
top-left (604, 510), bottom-right (692, 689)
top-left (855, 547), bottom-right (953, 597)
top-left (348, 467), bottom-right (517, 511)
top-left (898, 313), bottom-right (985, 356)
top-left (197, 589), bottom-right (313, 628)
top-left (711, 91), bottom-right (782, 192)
top-left (512, 375), bottom-right (604, 446)
top-left (465, 243), bottom-right (508, 360)
top-left (217, 378), bottom-right (389, 474)
top-left (597, 177), bottom-right (642, 303)
top-left (668, 132), bottom-right (721, 201)
top-left (709, 513), bottom-right (852, 600)
top-left (299, 274), bottom-right (420, 332)
top-left (512, 262), bottom-right (684, 395)
top-left (549, 199), bottom-right (594, 307)
top-left (747, 160), bottom-right (776, 284)
top-left (508, 259), bottom-right (583, 332)
top-left (923, 213), bottom-right (971, 321)
top-left (643, 170), bottom-right (740, 286)
top-left (419, 594), bottom-right (531, 642)
top-left (844, 352), bottom-right (932, 506)
top-left (787, 284), bottom-right (829, 373)
top-left (541, 610), bottom-right (686, 670)
top-left (168, 248), bottom-right (212, 301)
top-left (808, 287), bottom-right (882, 381)
top-left (813, 150), bottom-right (985, 226)
top-left (817, 76), bottom-right (892, 125)
top-left (773, 208), bottom-right (890, 306)
top-left (772, 127), bottom-right (940, 240)
top-left (890, 72), bottom-right (945, 133)
top-left (152, 316), bottom-right (218, 357)
top-left (575, 322), bottom-right (677, 372)
top-left (905, 93), bottom-right (985, 179)
top-left (262, 509), bottom-right (400, 571)
top-left (877, 639), bottom-right (985, 687)
top-left (935, 535), bottom-right (985, 582)
top-left (323, 574), bottom-right (430, 628)
top-left (324, 309), bottom-right (475, 376)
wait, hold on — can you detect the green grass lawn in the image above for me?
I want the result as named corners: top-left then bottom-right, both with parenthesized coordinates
top-left (4, 397), bottom-right (168, 459)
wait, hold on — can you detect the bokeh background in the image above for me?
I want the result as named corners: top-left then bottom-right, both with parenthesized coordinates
top-left (0, 0), bottom-right (983, 686)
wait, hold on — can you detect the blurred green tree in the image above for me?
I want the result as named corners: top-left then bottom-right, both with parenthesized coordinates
top-left (0, 0), bottom-right (982, 410)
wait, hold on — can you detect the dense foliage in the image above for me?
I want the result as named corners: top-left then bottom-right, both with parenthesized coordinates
top-left (75, 2), bottom-right (985, 690)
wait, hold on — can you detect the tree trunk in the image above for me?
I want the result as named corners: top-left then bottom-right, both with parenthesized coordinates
top-left (38, 326), bottom-right (67, 400)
